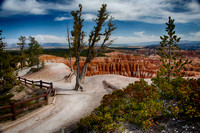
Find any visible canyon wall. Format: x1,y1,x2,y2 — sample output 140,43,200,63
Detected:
39,52,200,78
63,54,160,78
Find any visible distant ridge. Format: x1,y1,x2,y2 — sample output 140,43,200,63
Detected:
5,41,200,50
143,41,200,50
42,43,67,47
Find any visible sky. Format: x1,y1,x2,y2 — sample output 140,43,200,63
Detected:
0,0,200,46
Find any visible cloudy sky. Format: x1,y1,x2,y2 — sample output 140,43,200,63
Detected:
0,0,200,45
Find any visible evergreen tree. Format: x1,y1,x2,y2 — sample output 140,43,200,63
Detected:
0,30,6,79
17,36,26,70
67,24,73,72
0,30,17,95
158,17,191,82
71,4,116,90
0,30,5,52
27,36,43,69
71,4,85,90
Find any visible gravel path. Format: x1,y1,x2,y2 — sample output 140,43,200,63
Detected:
0,63,152,133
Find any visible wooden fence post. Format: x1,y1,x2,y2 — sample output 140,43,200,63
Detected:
25,78,27,85
10,102,16,121
45,91,48,105
50,82,54,95
50,82,53,90
40,80,43,88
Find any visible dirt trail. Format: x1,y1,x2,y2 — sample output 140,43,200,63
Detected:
0,63,151,133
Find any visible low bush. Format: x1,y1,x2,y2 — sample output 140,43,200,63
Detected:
75,78,200,132
16,86,24,93
76,79,167,132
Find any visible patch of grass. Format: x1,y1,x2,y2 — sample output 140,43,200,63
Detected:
16,86,24,93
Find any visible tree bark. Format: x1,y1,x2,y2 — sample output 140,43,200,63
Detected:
80,62,88,83
74,57,80,90
74,53,84,90
21,58,23,70
37,54,39,69
67,25,73,72
168,43,171,83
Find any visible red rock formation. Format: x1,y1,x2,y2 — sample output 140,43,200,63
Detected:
65,54,160,78
39,52,200,78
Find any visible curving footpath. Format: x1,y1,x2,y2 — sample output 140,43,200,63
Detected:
0,63,152,133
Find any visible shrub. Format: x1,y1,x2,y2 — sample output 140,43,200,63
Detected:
153,77,200,119
0,93,14,106
75,79,167,132
16,86,24,93
76,77,200,132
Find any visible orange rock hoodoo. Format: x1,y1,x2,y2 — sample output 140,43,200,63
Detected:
64,54,160,78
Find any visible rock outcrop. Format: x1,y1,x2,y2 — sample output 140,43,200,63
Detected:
64,53,160,78
39,51,200,78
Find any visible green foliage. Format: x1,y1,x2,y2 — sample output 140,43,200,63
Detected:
0,31,18,96
75,79,166,132
16,86,25,93
0,93,14,121
17,36,26,70
0,30,5,52
76,77,200,132
70,4,85,58
38,48,113,58
29,68,39,73
158,17,191,82
175,78,200,119
0,93,14,106
27,36,43,67
153,76,200,119
70,4,116,90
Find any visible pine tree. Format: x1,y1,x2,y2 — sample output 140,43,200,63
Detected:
27,36,43,69
17,36,26,70
158,17,191,83
71,4,85,90
67,24,73,72
70,4,116,90
0,30,17,94
79,4,116,84
0,30,5,52
0,30,6,79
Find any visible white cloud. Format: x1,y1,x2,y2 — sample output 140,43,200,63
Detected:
1,0,47,15
55,17,72,21
5,31,200,45
31,33,160,45
112,35,160,44
4,38,18,44
1,0,200,24
82,14,96,20
133,31,145,37
34,35,66,44
190,31,200,40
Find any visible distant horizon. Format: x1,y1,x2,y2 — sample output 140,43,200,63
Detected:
5,40,200,50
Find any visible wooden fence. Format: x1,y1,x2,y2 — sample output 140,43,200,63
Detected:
17,77,55,96
0,77,55,121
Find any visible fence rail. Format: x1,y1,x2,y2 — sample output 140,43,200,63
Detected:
0,77,55,121
17,77,55,95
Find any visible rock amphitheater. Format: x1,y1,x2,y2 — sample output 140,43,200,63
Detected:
40,52,162,78
39,51,200,78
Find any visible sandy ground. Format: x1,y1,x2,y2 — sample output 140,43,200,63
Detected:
0,63,152,133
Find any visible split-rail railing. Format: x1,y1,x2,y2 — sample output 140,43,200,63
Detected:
0,77,55,121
